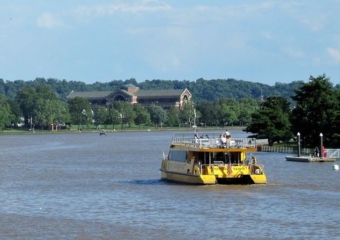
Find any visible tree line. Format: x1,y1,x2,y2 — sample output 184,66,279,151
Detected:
0,82,261,131
1,77,307,104
1,74,339,148
245,74,340,148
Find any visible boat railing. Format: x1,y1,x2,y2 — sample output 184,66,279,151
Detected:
171,132,257,149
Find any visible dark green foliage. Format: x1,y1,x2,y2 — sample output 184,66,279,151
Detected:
290,74,339,147
196,98,260,127
133,104,151,128
0,94,14,131
196,101,217,126
6,99,22,125
166,107,181,127
244,96,292,145
15,84,66,129
92,106,108,128
148,104,167,128
0,77,300,104
107,101,136,129
68,97,92,130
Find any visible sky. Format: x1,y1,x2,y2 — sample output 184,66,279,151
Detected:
0,0,340,86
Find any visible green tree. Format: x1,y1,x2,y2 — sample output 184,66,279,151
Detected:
197,101,218,126
148,104,167,128
16,86,37,126
7,99,23,127
29,91,69,130
290,74,339,147
108,101,136,130
92,106,108,129
53,102,70,130
34,99,57,130
0,95,14,131
107,107,121,130
216,99,239,126
133,104,151,129
68,97,92,130
166,107,181,127
16,84,65,129
179,102,196,127
35,85,64,129
245,96,292,146
238,98,260,126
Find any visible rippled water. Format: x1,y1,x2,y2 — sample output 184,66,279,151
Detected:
1,130,340,239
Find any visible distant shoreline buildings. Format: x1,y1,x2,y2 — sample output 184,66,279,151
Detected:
67,84,192,109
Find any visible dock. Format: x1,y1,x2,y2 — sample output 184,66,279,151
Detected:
285,156,336,162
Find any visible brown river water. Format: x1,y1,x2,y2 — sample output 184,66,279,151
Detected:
1,129,340,239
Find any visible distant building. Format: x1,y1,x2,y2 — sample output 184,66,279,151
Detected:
66,84,192,109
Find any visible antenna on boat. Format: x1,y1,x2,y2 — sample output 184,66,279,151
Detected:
193,108,197,133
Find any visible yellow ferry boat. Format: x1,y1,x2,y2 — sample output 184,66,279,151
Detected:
160,131,267,185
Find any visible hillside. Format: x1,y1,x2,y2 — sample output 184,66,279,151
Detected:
0,77,306,104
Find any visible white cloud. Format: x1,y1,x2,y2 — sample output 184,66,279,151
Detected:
262,31,275,40
37,12,63,28
300,17,325,32
284,47,304,58
125,27,146,35
279,1,326,32
240,2,275,12
74,1,172,17
327,48,340,63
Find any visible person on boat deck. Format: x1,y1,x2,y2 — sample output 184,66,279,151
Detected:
194,134,199,144
220,134,227,145
314,146,319,157
225,129,231,139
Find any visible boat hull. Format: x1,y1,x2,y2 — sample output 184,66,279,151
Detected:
160,169,216,184
160,162,267,185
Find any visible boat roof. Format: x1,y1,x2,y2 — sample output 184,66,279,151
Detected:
170,132,258,152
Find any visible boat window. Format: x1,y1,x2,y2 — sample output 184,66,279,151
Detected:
169,150,188,162
200,152,210,165
214,152,228,163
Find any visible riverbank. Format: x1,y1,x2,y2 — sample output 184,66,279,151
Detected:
0,125,247,135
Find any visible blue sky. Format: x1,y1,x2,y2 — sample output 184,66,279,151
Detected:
1,0,339,86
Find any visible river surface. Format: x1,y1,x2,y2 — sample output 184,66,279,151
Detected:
1,129,340,240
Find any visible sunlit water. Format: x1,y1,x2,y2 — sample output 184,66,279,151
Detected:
1,129,340,239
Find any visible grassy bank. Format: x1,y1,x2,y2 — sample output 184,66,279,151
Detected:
0,125,246,135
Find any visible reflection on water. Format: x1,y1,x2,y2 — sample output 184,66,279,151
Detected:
1,130,340,239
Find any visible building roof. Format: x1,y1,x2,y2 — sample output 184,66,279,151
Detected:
136,89,185,97
67,89,188,99
67,91,113,99
123,83,137,88
108,89,134,98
